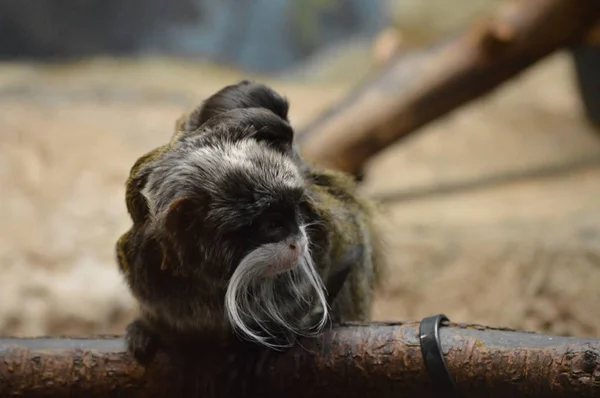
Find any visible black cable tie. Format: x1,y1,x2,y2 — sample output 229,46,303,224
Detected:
419,314,459,397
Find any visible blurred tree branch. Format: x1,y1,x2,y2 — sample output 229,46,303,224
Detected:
298,0,600,176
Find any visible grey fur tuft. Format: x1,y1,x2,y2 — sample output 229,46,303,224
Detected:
140,137,303,230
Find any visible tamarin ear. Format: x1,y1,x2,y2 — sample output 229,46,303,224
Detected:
163,198,197,236
183,80,290,133
160,196,208,272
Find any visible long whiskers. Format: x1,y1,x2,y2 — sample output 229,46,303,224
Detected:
224,226,329,349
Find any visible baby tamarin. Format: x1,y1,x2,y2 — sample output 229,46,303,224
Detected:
116,80,385,363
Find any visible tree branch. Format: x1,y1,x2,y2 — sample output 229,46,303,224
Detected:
1,322,599,397
297,0,600,175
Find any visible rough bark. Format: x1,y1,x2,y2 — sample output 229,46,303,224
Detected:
297,0,600,175
1,322,599,397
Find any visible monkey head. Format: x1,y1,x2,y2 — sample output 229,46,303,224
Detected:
140,129,329,348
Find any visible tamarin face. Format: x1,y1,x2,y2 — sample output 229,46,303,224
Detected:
140,134,329,347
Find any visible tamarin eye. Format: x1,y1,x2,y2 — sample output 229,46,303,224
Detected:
267,219,281,230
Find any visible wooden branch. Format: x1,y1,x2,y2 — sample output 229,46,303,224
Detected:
1,322,600,397
297,0,600,175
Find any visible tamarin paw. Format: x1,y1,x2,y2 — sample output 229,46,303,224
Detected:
126,319,160,365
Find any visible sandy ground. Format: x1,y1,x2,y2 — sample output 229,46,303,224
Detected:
0,45,599,339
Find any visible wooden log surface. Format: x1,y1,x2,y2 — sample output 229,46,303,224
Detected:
1,322,600,398
298,0,600,175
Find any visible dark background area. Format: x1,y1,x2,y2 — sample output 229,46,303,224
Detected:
0,0,385,72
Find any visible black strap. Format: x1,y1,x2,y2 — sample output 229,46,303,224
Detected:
419,314,459,397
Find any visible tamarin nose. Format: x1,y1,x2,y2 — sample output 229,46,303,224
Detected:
289,244,297,250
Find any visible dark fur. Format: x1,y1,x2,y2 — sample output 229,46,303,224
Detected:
183,80,290,133
116,81,383,364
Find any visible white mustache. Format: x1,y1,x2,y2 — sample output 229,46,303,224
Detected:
224,226,329,348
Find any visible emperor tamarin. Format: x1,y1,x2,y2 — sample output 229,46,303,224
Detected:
116,80,385,363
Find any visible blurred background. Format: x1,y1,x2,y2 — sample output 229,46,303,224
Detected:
1,0,599,338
